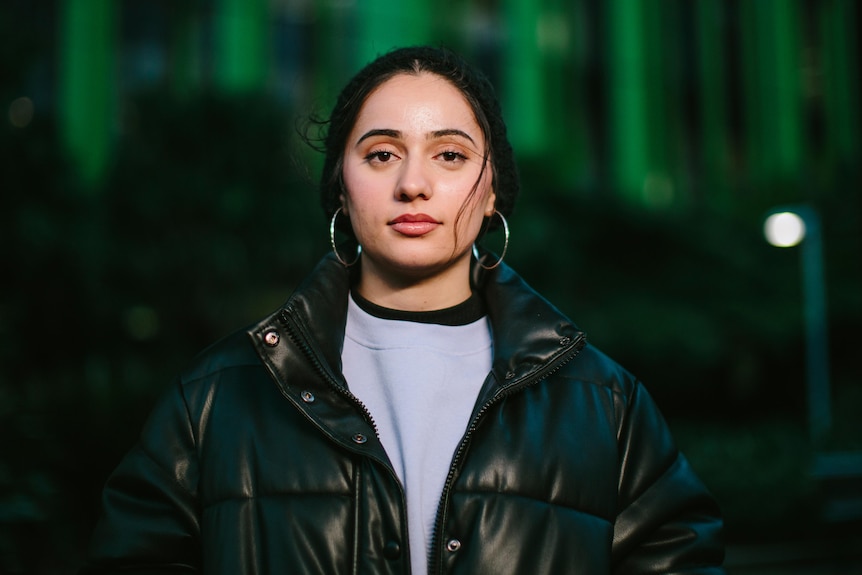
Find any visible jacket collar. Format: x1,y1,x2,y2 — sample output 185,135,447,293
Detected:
472,253,585,388
273,252,584,392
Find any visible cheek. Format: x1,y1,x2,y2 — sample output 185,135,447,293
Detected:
340,192,378,243
341,170,373,217
341,163,360,200
458,187,494,238
342,162,393,202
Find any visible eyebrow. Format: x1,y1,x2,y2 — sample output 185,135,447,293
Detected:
356,128,400,144
355,128,476,146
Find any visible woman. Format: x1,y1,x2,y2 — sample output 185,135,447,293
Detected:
82,46,725,574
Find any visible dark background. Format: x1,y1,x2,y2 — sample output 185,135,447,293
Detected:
2,1,861,572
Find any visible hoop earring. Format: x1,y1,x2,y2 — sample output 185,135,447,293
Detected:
330,207,361,267
474,211,509,270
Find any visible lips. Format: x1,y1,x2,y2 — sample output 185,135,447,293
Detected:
389,213,440,237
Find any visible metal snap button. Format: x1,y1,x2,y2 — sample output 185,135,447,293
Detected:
446,538,461,552
263,330,280,347
383,539,401,559
300,390,315,403
352,433,368,444
505,371,515,379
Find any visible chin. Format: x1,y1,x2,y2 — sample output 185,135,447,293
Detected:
394,252,469,277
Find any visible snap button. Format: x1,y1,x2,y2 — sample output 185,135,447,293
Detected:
505,371,515,380
446,538,461,552
559,336,572,346
352,433,368,444
300,390,315,403
383,539,401,559
263,330,280,347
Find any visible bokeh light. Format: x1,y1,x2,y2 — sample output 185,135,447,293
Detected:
764,211,806,247
8,96,34,128
123,305,160,341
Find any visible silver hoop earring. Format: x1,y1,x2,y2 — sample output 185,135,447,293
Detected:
330,207,361,267
474,211,509,270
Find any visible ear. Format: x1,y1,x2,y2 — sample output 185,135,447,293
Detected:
484,188,497,217
339,193,349,215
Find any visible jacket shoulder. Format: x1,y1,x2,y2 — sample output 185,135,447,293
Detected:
558,341,640,397
178,314,276,386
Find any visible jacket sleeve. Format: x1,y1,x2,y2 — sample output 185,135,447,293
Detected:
80,379,201,574
611,381,725,574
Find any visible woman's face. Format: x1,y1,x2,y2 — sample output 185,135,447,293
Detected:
341,72,495,286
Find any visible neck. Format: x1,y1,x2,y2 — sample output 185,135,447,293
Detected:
355,253,473,312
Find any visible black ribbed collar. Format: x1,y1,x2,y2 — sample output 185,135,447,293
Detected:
350,289,486,326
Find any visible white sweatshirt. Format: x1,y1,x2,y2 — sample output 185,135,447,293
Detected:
342,291,493,574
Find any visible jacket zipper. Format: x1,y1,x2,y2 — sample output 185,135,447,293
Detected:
278,308,380,437
428,331,587,573
279,307,413,570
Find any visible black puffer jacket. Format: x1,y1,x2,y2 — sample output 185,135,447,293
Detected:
82,253,725,574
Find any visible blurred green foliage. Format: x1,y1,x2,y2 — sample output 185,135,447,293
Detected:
1,90,327,572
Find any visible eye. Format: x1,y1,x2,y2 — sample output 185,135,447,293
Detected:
439,150,467,162
365,150,394,163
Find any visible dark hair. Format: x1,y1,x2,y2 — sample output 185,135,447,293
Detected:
312,46,519,236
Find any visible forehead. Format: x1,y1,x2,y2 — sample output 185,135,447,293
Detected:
352,72,481,136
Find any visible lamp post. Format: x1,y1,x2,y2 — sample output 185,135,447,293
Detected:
764,206,831,442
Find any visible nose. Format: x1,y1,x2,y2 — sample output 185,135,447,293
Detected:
395,157,431,202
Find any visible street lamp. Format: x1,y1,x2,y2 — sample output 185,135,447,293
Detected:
764,206,831,442
764,211,806,247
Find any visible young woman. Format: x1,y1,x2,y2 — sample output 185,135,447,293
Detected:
82,46,725,574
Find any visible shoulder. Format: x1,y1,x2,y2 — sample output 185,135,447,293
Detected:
174,306,286,398
141,310,286,433
179,328,263,384
555,340,640,399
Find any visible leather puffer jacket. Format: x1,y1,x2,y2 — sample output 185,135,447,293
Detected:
82,253,725,574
